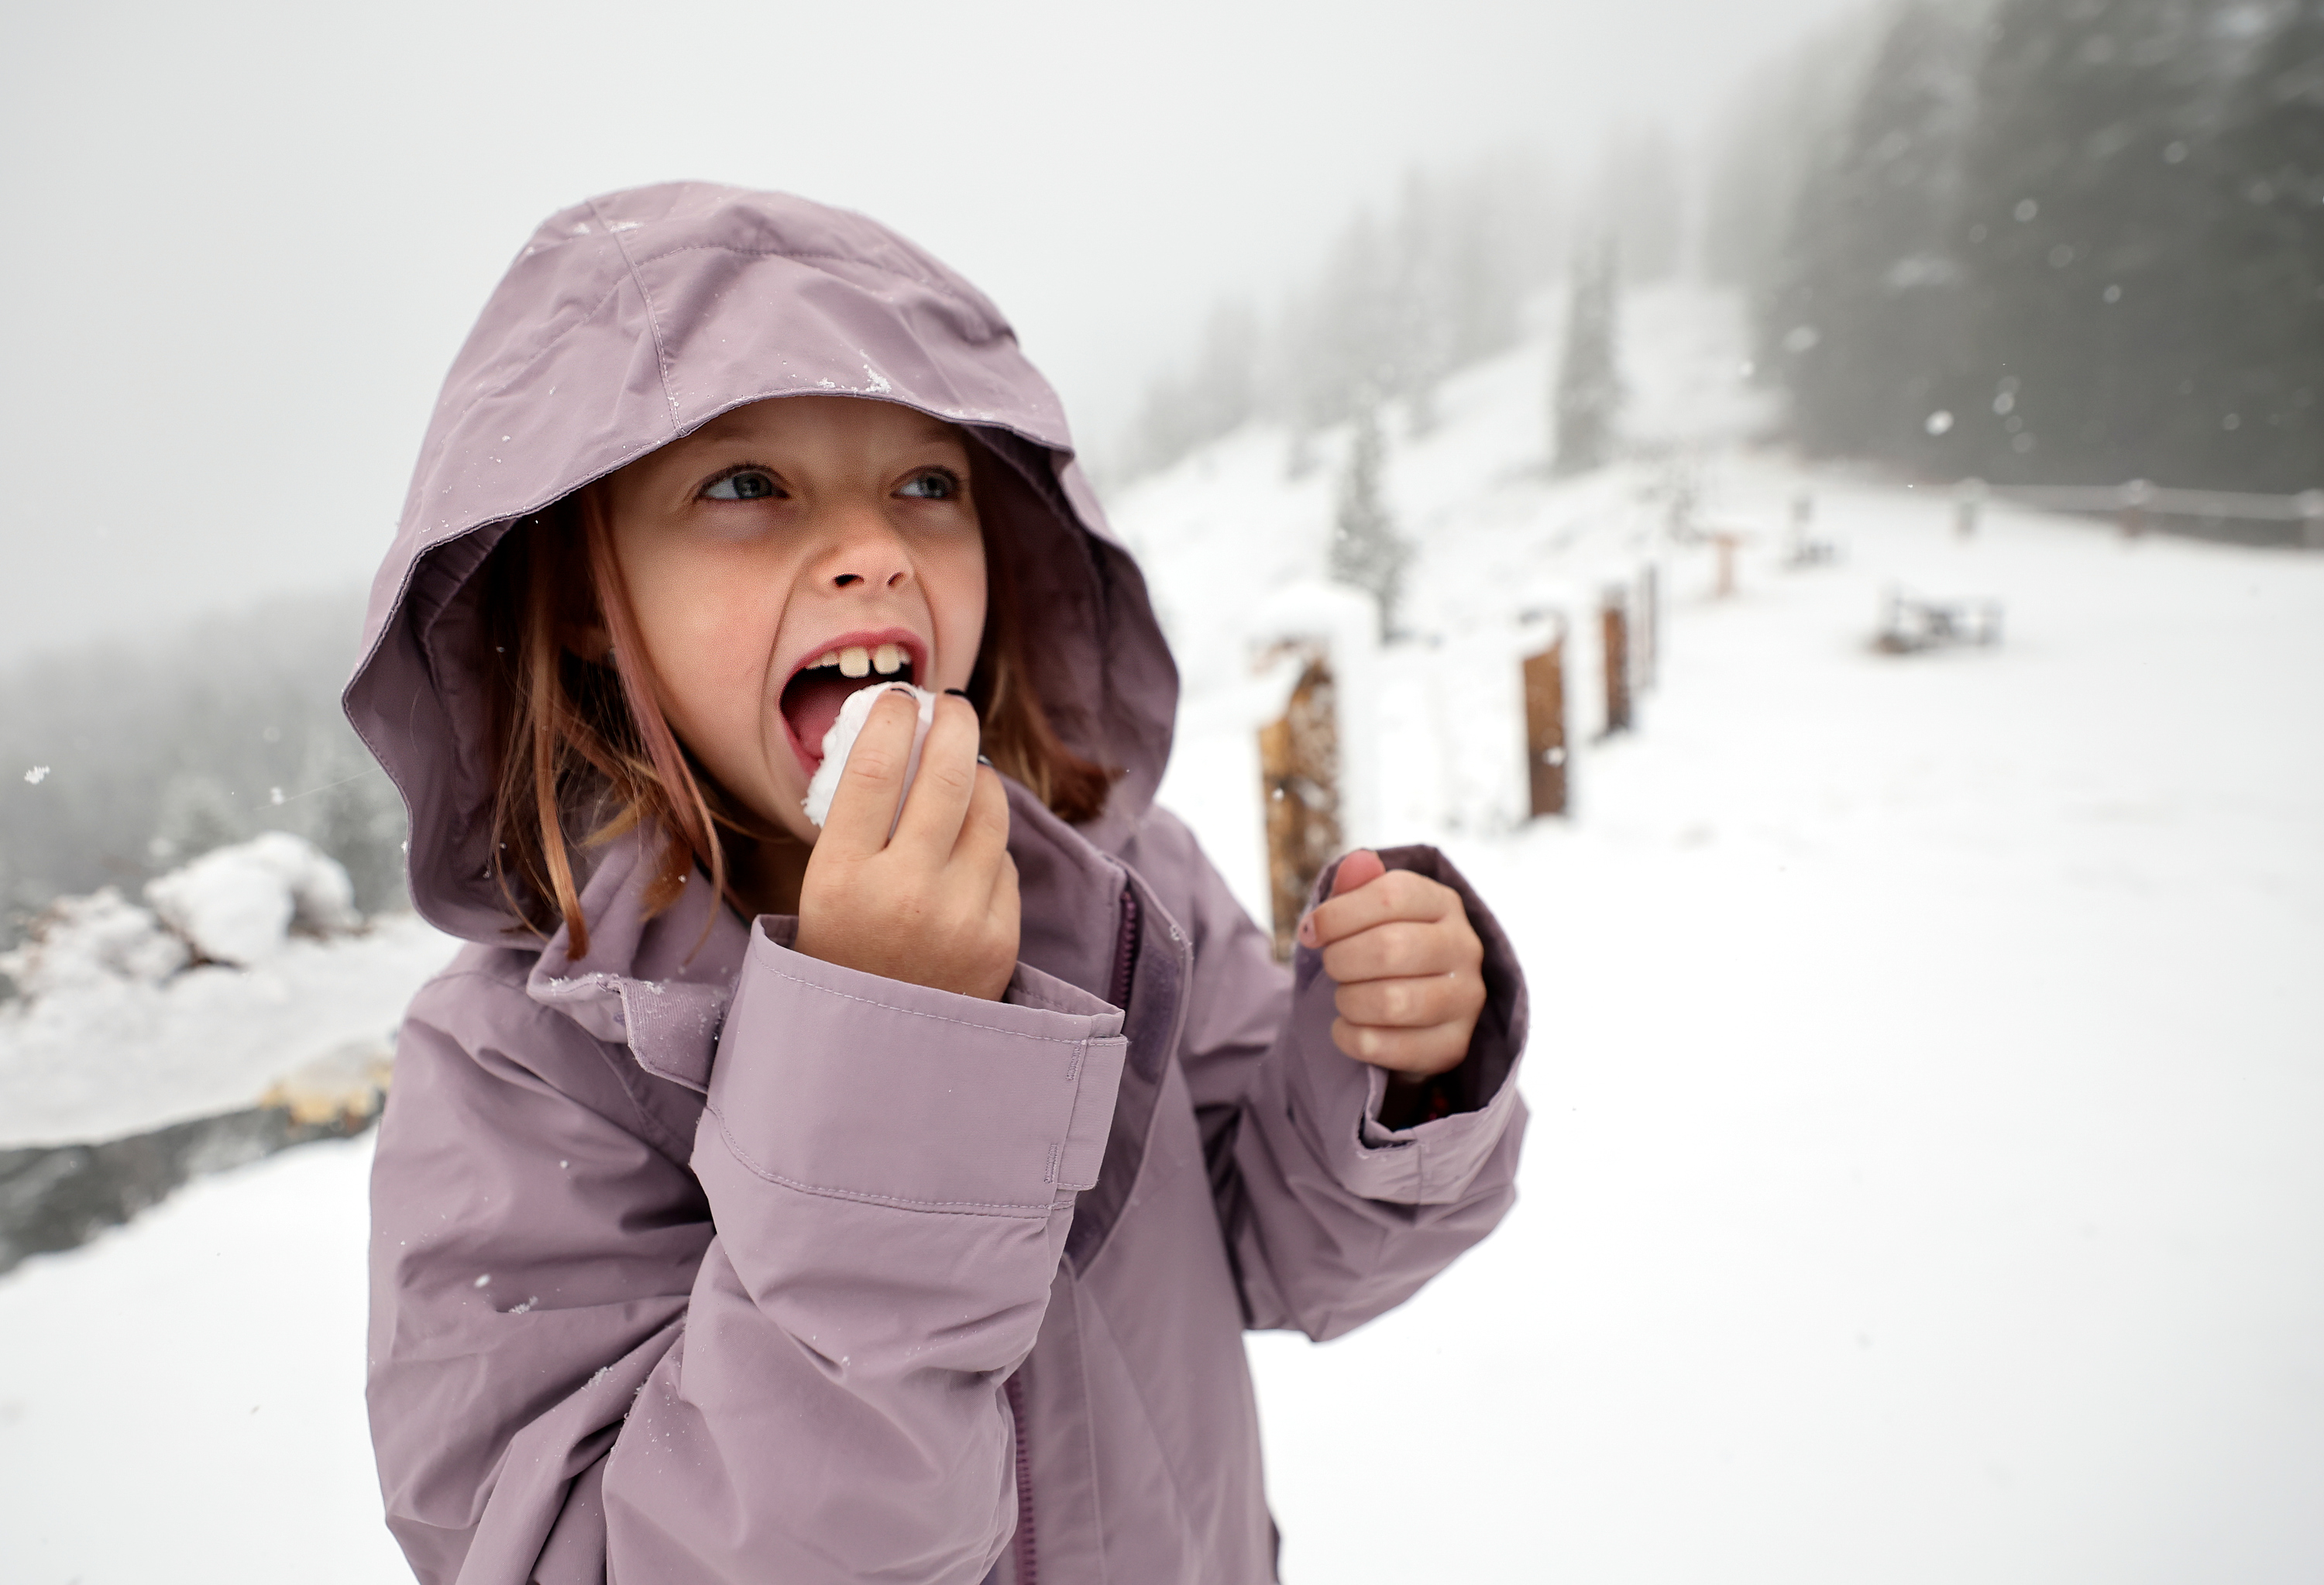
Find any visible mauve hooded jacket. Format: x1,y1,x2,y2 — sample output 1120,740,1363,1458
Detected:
349,184,1529,1585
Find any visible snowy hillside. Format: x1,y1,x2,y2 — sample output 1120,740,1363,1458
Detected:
3,284,2322,1583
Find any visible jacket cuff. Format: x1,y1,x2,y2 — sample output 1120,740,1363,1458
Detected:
1289,845,1530,1205
701,921,1128,1213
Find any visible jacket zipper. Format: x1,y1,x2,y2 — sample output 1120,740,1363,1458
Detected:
1004,887,1134,1584
1006,1371,1037,1585
1109,885,1140,1012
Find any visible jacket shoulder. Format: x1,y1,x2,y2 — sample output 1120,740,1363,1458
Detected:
397,940,705,1164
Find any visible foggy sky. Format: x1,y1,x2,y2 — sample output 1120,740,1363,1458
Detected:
0,0,1860,665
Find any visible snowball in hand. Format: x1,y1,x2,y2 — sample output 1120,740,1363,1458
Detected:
801,682,938,834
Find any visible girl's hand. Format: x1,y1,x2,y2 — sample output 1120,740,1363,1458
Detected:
795,691,1019,1001
1297,850,1485,1081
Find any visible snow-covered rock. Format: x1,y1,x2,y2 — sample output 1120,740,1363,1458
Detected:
0,888,189,996
0,836,456,1148
144,832,362,966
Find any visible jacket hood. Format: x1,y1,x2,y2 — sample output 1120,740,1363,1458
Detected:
346,183,1177,944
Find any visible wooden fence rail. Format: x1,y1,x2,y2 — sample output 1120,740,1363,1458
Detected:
1989,480,2324,545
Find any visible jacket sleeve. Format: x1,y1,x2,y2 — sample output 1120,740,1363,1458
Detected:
1151,820,1530,1342
366,928,1126,1585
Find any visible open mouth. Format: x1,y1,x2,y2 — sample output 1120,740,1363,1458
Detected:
779,634,923,773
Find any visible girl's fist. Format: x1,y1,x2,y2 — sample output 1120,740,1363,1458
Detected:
795,690,1019,1000
1297,850,1485,1079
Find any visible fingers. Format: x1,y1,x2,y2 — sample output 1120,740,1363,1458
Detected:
1332,968,1479,1030
1310,859,1489,1080
1299,865,1452,951
1329,1016,1472,1076
1319,916,1479,986
951,759,1012,872
813,689,920,855
986,845,1021,940
887,693,985,861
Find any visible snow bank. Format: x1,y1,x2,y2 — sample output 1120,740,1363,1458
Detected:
144,830,362,965
0,887,187,995
0,1134,416,1583
0,836,457,1148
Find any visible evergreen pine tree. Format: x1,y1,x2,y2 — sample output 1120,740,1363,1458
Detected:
1553,239,1621,473
1958,0,2230,483
2195,0,2324,490
1330,393,1410,638
1771,0,1979,466
1600,128,1686,282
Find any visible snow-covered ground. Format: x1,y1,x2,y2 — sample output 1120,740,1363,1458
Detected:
3,286,2321,1582
0,1135,414,1583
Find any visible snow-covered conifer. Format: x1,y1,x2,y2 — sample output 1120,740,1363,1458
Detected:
1329,394,1410,638
1553,239,1622,474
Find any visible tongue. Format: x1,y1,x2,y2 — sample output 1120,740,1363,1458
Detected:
782,672,875,762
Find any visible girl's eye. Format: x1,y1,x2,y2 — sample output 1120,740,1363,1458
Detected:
896,468,960,501
703,469,780,501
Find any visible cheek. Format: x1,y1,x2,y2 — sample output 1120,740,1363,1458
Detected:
624,548,787,745
930,538,988,692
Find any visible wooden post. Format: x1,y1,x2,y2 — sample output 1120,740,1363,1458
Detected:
1521,624,1569,817
2119,479,2153,540
1257,644,1342,960
1710,532,1740,598
1600,592,1632,737
1955,477,1985,538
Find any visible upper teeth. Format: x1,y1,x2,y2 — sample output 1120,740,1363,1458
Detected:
822,644,906,679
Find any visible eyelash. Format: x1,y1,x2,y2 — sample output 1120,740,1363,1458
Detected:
700,465,781,500
902,466,963,500
696,464,963,500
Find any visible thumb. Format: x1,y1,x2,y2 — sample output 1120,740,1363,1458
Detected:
1331,848,1386,897
1297,850,1386,949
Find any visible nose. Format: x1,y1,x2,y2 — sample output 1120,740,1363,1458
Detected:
819,503,913,593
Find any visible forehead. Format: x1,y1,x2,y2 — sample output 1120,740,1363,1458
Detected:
684,394,967,453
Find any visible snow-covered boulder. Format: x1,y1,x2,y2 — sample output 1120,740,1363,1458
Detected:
145,833,362,967
0,889,191,998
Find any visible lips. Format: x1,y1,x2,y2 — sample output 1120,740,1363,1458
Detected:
778,628,926,775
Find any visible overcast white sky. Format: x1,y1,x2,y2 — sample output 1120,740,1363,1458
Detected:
0,0,1860,665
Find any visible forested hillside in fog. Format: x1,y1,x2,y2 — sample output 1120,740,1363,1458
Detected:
0,596,407,956
1734,0,2322,491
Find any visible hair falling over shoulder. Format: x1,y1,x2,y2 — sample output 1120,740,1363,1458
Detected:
481,470,1113,959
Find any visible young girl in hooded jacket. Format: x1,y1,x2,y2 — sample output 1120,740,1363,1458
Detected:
353,184,1529,1585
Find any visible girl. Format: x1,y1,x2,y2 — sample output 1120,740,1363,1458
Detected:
352,183,1529,1584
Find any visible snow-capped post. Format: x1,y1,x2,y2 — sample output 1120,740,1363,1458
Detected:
1521,614,1570,817
1256,642,1339,960
1600,586,1633,737
1329,390,1411,639
2298,490,2324,550
2119,478,2154,540
1249,583,1382,958
1955,477,1986,538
